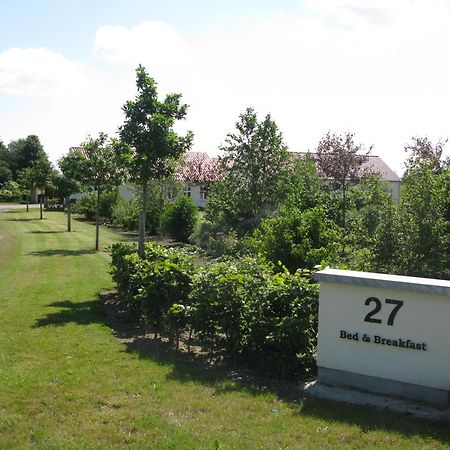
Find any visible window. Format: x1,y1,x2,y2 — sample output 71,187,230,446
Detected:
200,185,208,200
183,185,191,197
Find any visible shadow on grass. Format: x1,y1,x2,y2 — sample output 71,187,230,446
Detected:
34,300,102,328
34,295,450,444
28,248,96,257
27,230,66,234
5,217,40,222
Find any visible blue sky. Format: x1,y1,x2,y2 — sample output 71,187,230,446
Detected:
1,0,450,174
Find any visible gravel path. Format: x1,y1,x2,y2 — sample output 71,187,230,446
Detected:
0,203,39,212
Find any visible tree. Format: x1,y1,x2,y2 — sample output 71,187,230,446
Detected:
206,108,289,235
316,131,369,228
59,133,123,250
17,167,35,212
119,65,193,257
32,157,53,220
8,135,46,177
52,171,80,232
404,136,449,175
283,154,328,212
394,138,450,279
0,140,12,186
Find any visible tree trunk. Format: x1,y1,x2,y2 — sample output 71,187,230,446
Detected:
26,195,29,213
39,191,43,220
139,181,148,258
342,182,347,229
67,197,72,232
95,188,100,251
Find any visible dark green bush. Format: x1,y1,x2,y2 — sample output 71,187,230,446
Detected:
109,242,319,378
161,196,198,242
251,206,340,272
136,242,194,337
245,268,319,377
110,242,142,311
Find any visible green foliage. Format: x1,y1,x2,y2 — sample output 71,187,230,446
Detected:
7,135,47,177
132,243,194,337
246,268,319,377
111,197,140,231
369,139,450,279
397,165,449,278
73,190,119,221
119,65,193,255
161,195,198,242
0,161,12,185
59,133,124,193
284,155,328,212
189,259,265,357
189,219,244,258
251,206,340,273
0,180,22,202
206,107,289,235
341,174,393,269
315,131,369,228
110,243,319,377
110,242,142,311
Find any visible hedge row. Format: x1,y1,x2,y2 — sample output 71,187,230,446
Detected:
110,242,319,378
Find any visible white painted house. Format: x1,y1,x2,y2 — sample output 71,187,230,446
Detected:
69,148,401,207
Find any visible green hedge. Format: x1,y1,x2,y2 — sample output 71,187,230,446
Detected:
110,242,319,378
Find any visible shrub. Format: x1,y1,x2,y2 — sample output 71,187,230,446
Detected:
72,190,119,221
0,181,22,202
111,198,140,231
161,196,198,242
246,269,319,377
110,243,142,311
136,243,194,337
251,206,340,272
110,242,320,378
189,258,268,358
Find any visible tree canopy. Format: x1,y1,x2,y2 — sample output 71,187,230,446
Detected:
206,107,289,234
119,65,193,256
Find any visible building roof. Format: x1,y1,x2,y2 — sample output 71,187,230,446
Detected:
69,148,401,183
175,152,221,183
362,155,401,182
290,152,401,182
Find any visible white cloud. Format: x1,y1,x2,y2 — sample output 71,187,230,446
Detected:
0,47,93,96
1,1,450,173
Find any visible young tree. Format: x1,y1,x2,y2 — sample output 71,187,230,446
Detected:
17,167,35,212
395,137,450,279
206,108,289,234
316,131,369,228
52,171,80,232
60,133,123,250
32,157,53,220
119,65,193,257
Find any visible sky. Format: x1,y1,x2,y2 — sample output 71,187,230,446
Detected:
1,0,450,175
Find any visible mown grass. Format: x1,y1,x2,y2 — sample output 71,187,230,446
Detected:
0,209,449,449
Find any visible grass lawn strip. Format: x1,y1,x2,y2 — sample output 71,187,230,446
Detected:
0,210,449,449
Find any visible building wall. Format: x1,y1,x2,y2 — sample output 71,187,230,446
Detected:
389,181,401,205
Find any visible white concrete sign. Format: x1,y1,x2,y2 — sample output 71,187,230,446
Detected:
315,269,450,405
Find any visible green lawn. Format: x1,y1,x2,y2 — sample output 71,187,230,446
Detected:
0,209,449,449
